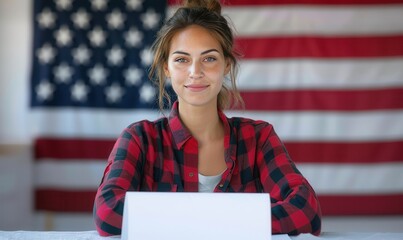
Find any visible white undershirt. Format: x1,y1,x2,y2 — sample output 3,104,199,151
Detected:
198,171,224,192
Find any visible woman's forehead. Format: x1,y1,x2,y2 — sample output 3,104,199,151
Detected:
169,25,223,54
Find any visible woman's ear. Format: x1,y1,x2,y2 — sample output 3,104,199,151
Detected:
163,62,170,77
224,58,231,75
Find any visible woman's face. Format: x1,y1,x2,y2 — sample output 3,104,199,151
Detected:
164,25,230,109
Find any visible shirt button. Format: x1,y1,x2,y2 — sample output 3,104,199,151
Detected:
189,172,194,177
218,184,224,188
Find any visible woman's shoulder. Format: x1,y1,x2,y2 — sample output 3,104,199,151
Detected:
226,116,282,143
227,116,274,131
125,116,169,134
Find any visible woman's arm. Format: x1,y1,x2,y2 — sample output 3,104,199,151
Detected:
93,128,143,236
256,123,322,235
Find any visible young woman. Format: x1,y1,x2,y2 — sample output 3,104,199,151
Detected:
94,0,322,236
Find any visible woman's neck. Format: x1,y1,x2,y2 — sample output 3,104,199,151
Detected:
178,102,224,144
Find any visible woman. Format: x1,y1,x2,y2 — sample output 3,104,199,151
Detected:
94,0,322,236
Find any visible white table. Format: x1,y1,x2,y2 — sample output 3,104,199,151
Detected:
1,231,403,240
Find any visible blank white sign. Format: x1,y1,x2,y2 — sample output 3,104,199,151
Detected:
122,192,271,240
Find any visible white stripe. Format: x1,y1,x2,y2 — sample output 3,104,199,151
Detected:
238,58,403,90
168,5,403,36
34,160,403,194
30,108,163,138
34,160,105,189
228,110,403,141
298,163,403,194
225,6,403,36
30,109,403,141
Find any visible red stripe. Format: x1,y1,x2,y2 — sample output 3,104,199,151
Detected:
35,189,403,215
241,88,403,111
34,138,114,160
236,36,403,59
35,138,403,164
319,194,403,215
168,0,403,5
285,141,403,164
35,189,96,213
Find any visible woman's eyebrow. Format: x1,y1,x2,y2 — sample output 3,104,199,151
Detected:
172,50,190,56
171,49,220,56
201,49,219,55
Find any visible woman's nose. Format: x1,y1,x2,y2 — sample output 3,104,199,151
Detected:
189,62,204,79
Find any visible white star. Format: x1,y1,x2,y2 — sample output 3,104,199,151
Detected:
105,83,124,103
55,0,73,11
71,80,90,102
126,0,143,11
72,8,91,29
140,47,153,66
106,9,126,29
54,62,74,83
88,64,108,85
124,66,143,86
37,8,56,29
124,27,143,47
72,44,92,64
106,45,125,66
139,84,156,103
88,26,107,47
36,43,56,64
91,0,108,11
36,80,55,101
141,9,160,29
54,25,73,46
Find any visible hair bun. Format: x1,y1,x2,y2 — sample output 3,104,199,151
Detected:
183,0,222,15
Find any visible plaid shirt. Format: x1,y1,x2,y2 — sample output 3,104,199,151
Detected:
94,101,322,236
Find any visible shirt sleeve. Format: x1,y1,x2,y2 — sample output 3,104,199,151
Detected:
93,127,144,236
256,123,322,236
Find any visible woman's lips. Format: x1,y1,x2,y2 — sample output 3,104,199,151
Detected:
185,84,209,92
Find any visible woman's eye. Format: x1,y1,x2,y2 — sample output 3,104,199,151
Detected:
204,57,216,62
175,58,187,63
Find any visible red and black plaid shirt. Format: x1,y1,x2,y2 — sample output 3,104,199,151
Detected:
94,101,321,236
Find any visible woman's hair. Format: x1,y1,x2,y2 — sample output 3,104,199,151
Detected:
149,0,244,111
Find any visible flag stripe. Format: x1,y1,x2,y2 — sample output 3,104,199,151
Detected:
298,163,403,194
241,88,403,111
35,138,403,164
286,141,403,163
236,36,403,59
224,6,403,36
238,59,403,90
30,109,162,139
35,189,96,213
318,194,403,215
31,110,403,141
35,161,104,189
230,110,403,141
34,138,113,160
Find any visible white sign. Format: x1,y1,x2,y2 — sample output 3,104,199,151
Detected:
121,192,271,240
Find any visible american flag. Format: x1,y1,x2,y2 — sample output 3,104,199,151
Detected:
31,0,403,216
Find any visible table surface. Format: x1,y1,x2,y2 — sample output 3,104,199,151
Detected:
1,230,403,240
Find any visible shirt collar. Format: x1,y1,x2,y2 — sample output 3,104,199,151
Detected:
168,101,230,150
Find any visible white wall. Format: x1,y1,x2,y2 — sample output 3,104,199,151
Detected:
0,0,31,145
0,0,34,231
